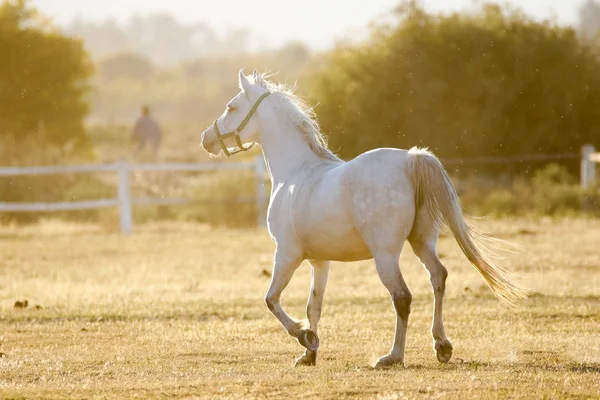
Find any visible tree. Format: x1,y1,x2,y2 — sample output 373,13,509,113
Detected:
310,2,600,173
0,0,93,152
98,52,154,82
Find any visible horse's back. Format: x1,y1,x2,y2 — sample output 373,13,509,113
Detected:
342,148,415,202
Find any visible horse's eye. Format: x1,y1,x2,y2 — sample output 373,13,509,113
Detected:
227,105,235,112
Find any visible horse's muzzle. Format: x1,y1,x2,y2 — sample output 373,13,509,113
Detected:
201,127,221,156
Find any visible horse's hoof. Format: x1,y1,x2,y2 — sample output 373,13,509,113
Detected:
435,339,453,364
294,350,316,367
373,353,404,369
298,329,319,351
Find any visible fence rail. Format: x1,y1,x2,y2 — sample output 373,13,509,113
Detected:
0,163,119,176
0,146,598,234
442,152,580,165
0,198,118,212
0,157,269,234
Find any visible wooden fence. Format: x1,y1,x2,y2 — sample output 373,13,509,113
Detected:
0,156,269,234
0,145,598,234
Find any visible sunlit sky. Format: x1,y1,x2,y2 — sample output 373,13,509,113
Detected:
33,0,581,49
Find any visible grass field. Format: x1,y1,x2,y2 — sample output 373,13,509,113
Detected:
0,217,599,399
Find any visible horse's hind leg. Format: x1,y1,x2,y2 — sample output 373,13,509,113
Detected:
372,249,413,368
409,215,453,363
295,260,330,367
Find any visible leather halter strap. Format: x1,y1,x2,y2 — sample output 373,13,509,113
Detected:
212,91,271,157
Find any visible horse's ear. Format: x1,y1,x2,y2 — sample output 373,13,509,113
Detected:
252,69,265,86
238,68,252,93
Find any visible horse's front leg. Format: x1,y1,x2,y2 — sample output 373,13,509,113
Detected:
295,260,330,367
264,253,319,355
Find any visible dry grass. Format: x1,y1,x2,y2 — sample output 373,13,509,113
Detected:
0,217,599,399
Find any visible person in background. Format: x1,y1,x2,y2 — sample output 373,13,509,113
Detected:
131,105,162,160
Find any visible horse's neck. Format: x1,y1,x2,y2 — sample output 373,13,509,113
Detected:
258,111,323,184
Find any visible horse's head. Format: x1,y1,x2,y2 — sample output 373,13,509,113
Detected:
201,69,270,157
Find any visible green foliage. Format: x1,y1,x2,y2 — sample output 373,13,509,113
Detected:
459,164,600,217
310,2,600,171
0,0,97,223
0,0,94,150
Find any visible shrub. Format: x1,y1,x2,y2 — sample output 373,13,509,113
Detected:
175,170,270,228
458,164,599,217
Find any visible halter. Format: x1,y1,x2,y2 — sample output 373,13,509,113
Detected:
212,91,271,157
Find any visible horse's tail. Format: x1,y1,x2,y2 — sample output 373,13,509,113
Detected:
406,147,528,306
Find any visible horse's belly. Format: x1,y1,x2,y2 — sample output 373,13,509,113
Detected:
302,227,372,262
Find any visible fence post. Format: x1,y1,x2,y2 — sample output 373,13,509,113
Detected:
581,144,596,190
254,156,268,228
117,159,133,235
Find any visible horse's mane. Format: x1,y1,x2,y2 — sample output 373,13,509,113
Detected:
250,73,342,164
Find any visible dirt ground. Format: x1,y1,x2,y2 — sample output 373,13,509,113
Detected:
0,218,599,399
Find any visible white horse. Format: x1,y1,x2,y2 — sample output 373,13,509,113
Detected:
201,70,527,368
